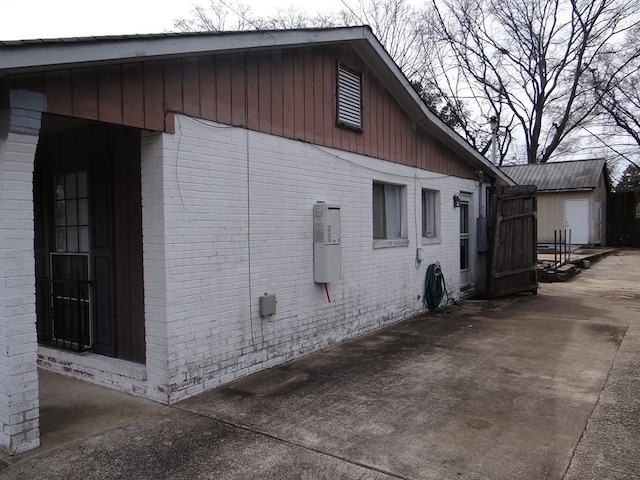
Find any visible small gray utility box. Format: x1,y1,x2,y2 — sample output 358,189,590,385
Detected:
313,203,341,283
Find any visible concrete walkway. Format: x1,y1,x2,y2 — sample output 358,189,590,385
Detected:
1,250,639,479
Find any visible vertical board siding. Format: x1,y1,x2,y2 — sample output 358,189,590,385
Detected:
121,63,145,128
98,65,123,123
230,53,246,127
246,52,261,131
72,68,99,120
163,59,183,115
182,57,201,118
271,51,284,138
43,70,73,116
313,53,325,145
258,52,272,135
215,55,232,124
281,50,295,139
143,61,165,131
199,55,216,119
303,48,315,143
9,45,474,179
293,49,306,141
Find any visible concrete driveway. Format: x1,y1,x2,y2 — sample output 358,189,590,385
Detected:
2,250,639,479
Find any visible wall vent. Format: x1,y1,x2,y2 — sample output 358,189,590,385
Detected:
337,64,363,130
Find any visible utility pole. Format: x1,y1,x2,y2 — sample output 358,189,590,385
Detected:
490,116,498,165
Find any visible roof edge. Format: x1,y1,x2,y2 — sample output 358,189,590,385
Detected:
1,26,514,185
0,27,369,71
349,30,514,185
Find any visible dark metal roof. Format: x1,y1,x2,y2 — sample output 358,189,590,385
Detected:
0,28,343,47
500,159,606,192
0,33,185,47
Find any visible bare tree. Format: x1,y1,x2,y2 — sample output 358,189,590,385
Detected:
174,0,258,32
174,0,344,31
173,0,463,144
338,0,428,79
174,0,436,79
592,24,640,150
430,0,640,164
174,0,640,167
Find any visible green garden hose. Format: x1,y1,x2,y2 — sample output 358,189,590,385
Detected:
423,262,460,314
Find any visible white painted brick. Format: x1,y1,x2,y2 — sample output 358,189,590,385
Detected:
137,115,483,403
23,114,485,412
1,126,41,455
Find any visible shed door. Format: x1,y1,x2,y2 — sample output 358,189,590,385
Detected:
564,199,589,245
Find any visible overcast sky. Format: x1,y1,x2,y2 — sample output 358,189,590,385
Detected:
1,0,346,41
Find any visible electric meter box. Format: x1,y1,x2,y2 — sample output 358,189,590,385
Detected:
313,203,341,283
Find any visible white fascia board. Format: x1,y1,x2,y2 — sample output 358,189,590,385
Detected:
0,27,369,71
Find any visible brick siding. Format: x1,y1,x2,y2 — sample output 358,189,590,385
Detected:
141,115,480,402
0,123,40,454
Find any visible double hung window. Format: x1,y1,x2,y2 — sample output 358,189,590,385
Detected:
373,182,405,240
422,189,439,239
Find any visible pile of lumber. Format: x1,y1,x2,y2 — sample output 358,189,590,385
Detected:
537,263,578,282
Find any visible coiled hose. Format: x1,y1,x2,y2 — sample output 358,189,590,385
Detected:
423,262,460,314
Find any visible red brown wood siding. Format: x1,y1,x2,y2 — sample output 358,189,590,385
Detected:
4,45,475,179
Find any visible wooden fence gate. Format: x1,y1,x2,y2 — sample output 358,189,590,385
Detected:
488,185,538,297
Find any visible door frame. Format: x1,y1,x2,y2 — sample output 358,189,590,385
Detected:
459,192,471,289
34,122,146,363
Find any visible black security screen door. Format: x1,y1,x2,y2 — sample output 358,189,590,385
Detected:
50,253,91,349
50,171,92,350
35,123,144,363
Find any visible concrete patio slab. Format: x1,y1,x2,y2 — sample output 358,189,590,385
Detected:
1,249,638,480
176,309,624,480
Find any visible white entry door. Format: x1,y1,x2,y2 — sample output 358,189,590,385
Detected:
564,199,589,245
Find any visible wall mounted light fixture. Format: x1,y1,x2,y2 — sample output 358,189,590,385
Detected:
453,193,461,208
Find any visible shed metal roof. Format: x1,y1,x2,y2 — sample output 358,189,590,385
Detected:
500,159,606,192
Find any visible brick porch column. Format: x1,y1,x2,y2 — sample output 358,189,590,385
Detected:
0,90,45,454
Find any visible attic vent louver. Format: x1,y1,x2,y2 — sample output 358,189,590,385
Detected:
337,64,363,130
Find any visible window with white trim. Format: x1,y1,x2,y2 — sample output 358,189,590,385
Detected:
337,63,363,130
373,182,405,240
422,189,440,239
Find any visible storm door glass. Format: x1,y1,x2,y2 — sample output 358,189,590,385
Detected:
51,171,91,349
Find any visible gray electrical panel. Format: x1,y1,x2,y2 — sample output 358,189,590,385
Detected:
313,203,341,283
259,293,277,317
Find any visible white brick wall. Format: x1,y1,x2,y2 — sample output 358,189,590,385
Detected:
140,132,172,403
144,115,481,402
0,118,40,454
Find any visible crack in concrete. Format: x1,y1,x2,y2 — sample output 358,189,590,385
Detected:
560,326,626,479
172,405,411,480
